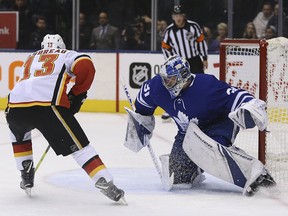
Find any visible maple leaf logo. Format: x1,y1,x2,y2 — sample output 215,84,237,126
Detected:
173,111,199,132
174,111,189,131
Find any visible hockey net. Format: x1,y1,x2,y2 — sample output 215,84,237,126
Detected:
220,37,288,187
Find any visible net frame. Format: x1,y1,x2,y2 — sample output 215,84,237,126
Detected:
219,39,267,164
219,38,288,186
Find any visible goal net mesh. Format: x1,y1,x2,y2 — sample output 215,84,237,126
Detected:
221,37,288,187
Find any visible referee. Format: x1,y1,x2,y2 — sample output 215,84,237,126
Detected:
160,5,208,122
161,6,208,74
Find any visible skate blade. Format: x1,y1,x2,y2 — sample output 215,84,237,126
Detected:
117,196,128,205
25,188,32,197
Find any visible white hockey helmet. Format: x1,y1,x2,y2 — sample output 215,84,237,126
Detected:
41,34,66,49
159,55,193,98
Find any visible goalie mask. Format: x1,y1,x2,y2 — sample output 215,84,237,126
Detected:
41,34,66,49
160,55,193,98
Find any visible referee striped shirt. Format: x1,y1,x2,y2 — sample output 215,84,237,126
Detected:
161,20,208,61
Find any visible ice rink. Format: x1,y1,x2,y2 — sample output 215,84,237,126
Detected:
0,110,287,216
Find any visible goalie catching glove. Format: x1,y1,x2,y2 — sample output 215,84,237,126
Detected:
68,90,87,114
228,98,268,131
124,107,155,152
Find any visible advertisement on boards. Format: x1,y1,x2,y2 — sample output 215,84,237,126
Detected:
0,12,18,49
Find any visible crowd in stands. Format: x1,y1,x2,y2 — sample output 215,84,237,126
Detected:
203,1,288,52
0,0,287,52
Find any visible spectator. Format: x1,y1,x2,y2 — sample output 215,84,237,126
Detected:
264,25,276,39
202,26,213,51
156,19,167,51
267,3,288,37
79,12,93,50
0,0,11,10
121,17,150,50
253,1,274,39
12,0,34,49
158,20,167,37
90,11,120,50
242,22,258,39
209,22,228,53
28,16,50,50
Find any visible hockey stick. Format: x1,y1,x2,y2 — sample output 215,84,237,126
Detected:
121,78,173,190
35,145,51,173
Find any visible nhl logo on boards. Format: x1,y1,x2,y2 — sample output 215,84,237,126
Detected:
129,62,151,88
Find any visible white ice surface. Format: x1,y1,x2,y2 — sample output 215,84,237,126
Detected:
0,111,287,216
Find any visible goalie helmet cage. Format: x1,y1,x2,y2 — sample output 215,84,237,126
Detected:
219,37,288,186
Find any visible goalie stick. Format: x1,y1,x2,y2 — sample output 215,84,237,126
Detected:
121,78,173,190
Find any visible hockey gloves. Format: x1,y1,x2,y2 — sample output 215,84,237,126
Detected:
68,91,87,114
124,107,155,152
228,98,268,131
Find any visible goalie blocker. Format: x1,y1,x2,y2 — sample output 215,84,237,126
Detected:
183,121,276,196
124,107,155,152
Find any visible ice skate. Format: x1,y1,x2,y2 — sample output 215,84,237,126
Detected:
244,173,276,196
161,113,172,123
20,160,35,197
95,177,127,205
191,167,206,187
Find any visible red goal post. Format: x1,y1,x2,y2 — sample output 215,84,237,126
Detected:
220,39,267,164
219,38,288,186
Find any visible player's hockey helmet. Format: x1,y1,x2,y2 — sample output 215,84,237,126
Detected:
160,55,193,98
41,34,66,49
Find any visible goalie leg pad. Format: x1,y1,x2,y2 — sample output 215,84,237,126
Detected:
183,121,267,192
124,107,155,152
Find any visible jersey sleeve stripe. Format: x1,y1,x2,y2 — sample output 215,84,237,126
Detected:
71,56,92,72
231,91,254,111
51,64,67,106
136,87,154,109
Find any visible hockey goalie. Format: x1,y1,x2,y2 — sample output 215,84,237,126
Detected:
124,55,276,196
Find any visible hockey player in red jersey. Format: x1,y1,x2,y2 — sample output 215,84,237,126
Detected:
5,34,126,203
